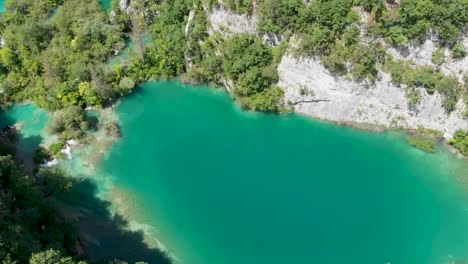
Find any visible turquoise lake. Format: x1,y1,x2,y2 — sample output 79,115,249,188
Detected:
102,81,468,264
2,81,468,264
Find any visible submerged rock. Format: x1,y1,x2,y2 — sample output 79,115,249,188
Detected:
104,122,122,138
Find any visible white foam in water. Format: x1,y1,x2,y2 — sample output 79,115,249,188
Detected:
61,144,72,160
127,220,182,262
43,159,59,167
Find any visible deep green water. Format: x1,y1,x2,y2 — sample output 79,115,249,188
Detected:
101,81,468,264
2,81,468,264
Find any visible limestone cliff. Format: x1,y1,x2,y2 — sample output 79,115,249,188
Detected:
206,7,467,138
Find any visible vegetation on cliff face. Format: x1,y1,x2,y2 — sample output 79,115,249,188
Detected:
449,129,468,156
202,0,467,116
0,0,465,114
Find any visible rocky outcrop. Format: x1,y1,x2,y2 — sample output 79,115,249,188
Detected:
185,10,196,38
387,36,468,82
206,8,467,137
119,0,132,14
208,8,257,35
278,55,467,138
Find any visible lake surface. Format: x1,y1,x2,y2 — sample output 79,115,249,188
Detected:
2,81,468,264
101,81,468,264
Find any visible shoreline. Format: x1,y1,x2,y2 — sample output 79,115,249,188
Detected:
183,81,466,159
294,109,467,159
4,81,466,262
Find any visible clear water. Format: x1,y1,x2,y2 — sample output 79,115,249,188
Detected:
3,82,468,264
0,104,53,167
0,0,5,13
101,81,468,264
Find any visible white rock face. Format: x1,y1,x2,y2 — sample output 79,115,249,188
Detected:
120,0,130,12
387,37,468,81
207,8,467,136
442,38,468,82
185,10,196,38
278,55,467,138
388,39,437,66
208,9,258,35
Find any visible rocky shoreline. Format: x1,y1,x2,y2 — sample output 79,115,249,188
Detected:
206,7,468,140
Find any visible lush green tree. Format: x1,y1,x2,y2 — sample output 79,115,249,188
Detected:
257,0,305,35
449,129,468,156
48,106,89,139
452,42,466,59
0,0,124,109
29,249,85,264
0,155,76,263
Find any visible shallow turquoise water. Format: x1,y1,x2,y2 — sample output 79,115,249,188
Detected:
0,0,5,13
99,0,112,11
0,104,52,164
99,81,468,264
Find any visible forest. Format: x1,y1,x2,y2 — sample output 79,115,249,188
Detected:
0,0,466,114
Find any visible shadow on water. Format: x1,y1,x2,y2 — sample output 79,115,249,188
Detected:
0,111,17,156
87,115,100,132
58,178,172,264
0,109,42,171
17,134,43,172
2,108,171,264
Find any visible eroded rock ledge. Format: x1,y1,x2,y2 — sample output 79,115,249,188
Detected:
278,55,467,138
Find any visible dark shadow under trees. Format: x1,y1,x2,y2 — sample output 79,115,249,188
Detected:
55,178,172,264
1,109,171,264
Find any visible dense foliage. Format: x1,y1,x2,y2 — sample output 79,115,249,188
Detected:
220,34,284,111
382,60,462,111
0,0,125,110
48,106,90,140
449,129,468,156
372,0,467,45
0,154,76,263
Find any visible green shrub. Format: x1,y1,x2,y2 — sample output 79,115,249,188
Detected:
48,106,89,139
48,141,66,156
408,136,436,153
405,87,422,109
431,47,445,65
452,42,466,59
449,129,468,156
